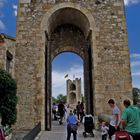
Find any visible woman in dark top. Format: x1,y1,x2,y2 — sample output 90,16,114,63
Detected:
80,102,84,123
58,102,65,124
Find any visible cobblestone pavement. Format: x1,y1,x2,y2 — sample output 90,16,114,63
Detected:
36,121,102,140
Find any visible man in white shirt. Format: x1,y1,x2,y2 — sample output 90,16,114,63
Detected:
108,99,120,139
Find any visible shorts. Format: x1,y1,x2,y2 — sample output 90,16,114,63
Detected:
108,124,119,139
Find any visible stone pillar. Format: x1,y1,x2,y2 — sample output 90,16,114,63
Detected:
88,47,94,115
84,46,91,114
45,32,51,130
84,39,93,115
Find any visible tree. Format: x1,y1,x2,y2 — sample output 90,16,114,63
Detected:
52,94,67,104
52,96,57,104
132,88,140,105
0,69,18,126
56,94,67,103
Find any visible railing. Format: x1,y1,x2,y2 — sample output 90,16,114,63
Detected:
23,122,41,140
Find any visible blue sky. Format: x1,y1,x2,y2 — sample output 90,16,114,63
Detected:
0,0,140,97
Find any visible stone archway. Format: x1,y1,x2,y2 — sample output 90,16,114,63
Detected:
70,84,76,91
15,0,132,131
43,6,95,130
69,92,76,104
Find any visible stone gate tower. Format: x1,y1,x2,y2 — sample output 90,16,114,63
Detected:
15,0,132,130
67,78,82,109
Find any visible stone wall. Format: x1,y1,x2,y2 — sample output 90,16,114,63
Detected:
15,0,132,130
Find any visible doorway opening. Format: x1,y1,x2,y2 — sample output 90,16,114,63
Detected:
51,52,84,118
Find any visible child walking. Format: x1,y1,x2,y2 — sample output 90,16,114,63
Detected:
101,122,109,140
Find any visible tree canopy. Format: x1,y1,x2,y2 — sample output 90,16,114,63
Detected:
52,94,67,104
132,88,140,105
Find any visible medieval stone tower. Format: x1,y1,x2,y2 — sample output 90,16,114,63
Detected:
15,0,132,130
67,78,82,109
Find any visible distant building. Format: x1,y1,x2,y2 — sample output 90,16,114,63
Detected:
0,33,15,76
67,78,82,109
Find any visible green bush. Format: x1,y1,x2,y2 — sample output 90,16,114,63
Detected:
0,69,17,126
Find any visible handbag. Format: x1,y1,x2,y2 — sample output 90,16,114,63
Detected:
69,124,78,132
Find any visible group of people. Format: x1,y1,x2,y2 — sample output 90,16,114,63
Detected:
52,102,67,124
52,101,84,140
52,98,140,140
52,101,85,124
101,99,140,140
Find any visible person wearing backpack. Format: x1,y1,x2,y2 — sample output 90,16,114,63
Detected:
121,99,140,140
67,110,79,140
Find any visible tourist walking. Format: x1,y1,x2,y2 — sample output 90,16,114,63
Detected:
80,102,84,123
121,99,140,140
64,104,68,121
58,102,65,124
52,103,57,120
108,99,120,139
76,101,81,120
67,110,78,140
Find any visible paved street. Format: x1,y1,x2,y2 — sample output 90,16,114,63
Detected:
36,121,101,140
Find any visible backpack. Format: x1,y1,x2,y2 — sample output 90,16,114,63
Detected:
115,131,131,140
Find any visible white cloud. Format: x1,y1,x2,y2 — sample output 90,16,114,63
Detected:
130,54,140,88
131,61,140,67
0,19,5,30
133,84,140,89
13,4,17,16
124,0,140,6
131,53,140,59
0,0,6,30
52,65,83,97
132,72,140,76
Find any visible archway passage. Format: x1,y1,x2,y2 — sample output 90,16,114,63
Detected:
52,52,84,112
45,7,93,130
69,92,76,104
70,84,76,91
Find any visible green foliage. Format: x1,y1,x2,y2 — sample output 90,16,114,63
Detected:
0,69,17,126
52,96,57,104
57,94,66,103
3,125,12,136
132,88,140,105
52,94,67,104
